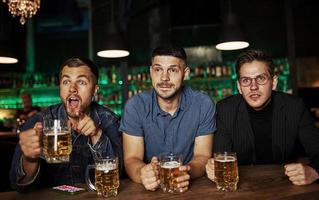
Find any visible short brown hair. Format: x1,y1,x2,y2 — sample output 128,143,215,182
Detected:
235,49,275,79
151,46,187,66
59,57,99,85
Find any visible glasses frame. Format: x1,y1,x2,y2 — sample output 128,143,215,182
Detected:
238,73,271,87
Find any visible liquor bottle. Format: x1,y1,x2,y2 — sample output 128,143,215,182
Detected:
210,64,216,77
215,65,222,77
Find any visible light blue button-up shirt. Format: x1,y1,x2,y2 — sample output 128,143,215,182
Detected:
120,86,216,164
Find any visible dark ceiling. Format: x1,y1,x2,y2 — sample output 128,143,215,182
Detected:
0,0,319,72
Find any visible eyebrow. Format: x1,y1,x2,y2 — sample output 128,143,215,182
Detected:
240,73,268,78
152,64,180,68
61,74,90,80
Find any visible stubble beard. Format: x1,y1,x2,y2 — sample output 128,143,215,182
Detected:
155,85,182,101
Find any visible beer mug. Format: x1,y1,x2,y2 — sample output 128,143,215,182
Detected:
85,157,119,197
42,118,72,163
214,152,239,191
159,154,182,193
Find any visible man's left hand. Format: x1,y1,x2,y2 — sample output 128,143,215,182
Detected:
176,165,191,193
284,163,319,185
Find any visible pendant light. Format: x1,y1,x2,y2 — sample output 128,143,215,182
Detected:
0,5,18,64
216,0,249,51
97,0,129,58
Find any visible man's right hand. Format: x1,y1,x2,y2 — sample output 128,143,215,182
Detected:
19,122,42,162
140,157,160,191
206,158,215,182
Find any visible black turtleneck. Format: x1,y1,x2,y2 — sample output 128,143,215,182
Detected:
247,100,274,164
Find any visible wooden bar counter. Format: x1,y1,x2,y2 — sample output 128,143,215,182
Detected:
1,165,319,200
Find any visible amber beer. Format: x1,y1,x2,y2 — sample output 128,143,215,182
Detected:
86,157,119,197
43,131,72,162
159,154,182,193
214,152,239,191
42,119,72,163
95,163,119,197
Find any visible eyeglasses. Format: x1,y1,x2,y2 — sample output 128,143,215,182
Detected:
238,73,270,87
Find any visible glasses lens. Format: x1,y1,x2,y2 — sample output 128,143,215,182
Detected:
256,74,269,85
240,77,251,86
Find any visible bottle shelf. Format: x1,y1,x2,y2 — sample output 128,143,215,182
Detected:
0,58,292,118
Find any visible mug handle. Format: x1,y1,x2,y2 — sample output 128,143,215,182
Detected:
85,165,96,191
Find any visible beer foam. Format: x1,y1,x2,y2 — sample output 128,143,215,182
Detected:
96,163,116,172
215,156,236,162
45,131,69,136
161,161,181,169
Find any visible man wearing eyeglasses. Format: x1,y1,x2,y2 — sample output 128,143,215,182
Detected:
206,49,319,185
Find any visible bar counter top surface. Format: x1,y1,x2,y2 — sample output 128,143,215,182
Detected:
0,131,16,137
1,165,319,200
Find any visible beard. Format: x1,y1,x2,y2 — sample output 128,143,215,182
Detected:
154,82,182,100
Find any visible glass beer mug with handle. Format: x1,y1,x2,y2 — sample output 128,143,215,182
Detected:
214,152,239,191
42,118,72,163
85,157,120,197
159,153,182,193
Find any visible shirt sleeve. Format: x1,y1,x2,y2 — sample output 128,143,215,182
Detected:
119,96,144,137
10,114,43,192
196,94,217,136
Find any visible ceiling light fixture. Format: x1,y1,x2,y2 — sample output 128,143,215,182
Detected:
0,9,18,64
3,0,40,25
0,43,18,64
97,0,129,58
216,0,249,51
0,56,18,64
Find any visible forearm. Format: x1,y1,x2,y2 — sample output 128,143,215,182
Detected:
19,155,40,184
188,155,210,179
125,158,146,183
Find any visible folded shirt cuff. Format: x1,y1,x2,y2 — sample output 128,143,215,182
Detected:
17,156,41,186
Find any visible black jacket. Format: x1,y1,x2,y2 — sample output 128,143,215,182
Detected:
214,91,319,172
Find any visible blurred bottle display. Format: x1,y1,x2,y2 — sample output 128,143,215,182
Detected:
187,62,235,102
273,58,292,94
0,58,291,118
127,66,152,98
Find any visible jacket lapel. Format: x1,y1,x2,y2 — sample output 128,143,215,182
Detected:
271,92,286,162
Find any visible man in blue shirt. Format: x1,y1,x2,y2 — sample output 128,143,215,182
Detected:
120,46,216,192
10,57,122,192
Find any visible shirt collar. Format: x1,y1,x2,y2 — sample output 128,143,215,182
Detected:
87,102,101,126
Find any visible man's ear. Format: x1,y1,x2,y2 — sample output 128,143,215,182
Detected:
94,85,99,96
237,81,243,94
272,75,278,90
183,67,190,81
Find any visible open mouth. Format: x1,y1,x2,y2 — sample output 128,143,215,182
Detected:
67,96,81,109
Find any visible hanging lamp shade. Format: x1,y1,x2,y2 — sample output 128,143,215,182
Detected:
0,12,18,64
216,13,249,51
0,41,18,64
97,21,129,58
0,56,18,64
